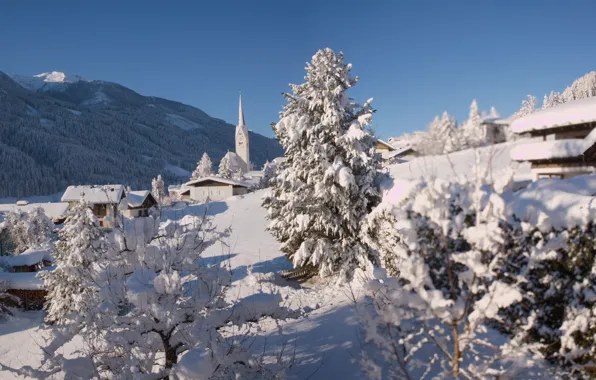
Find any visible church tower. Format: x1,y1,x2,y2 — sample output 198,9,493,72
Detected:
235,92,250,172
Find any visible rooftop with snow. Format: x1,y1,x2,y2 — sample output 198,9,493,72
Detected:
511,96,596,134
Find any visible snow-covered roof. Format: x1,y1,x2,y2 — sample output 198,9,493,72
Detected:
386,144,416,159
126,191,152,208
0,248,52,268
511,97,596,134
185,176,250,188
510,139,588,161
376,139,396,150
481,116,510,126
0,272,45,290
0,202,69,221
245,170,264,178
511,127,596,162
61,185,124,204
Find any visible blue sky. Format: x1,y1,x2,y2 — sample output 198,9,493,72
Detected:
2,1,596,140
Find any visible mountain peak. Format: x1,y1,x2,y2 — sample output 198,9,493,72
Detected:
9,71,86,91
33,71,85,83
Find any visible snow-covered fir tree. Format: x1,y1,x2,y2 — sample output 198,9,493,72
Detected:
191,152,213,180
489,106,499,118
151,174,166,206
461,99,485,148
259,160,280,188
218,153,232,179
513,94,537,118
3,207,54,254
264,48,380,278
42,198,104,324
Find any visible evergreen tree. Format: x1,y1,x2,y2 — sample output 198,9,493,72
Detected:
191,152,213,180
514,94,537,118
42,198,104,324
151,174,165,205
462,99,485,148
489,106,500,118
264,48,380,278
218,153,232,179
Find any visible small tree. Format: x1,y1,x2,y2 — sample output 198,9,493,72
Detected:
218,153,232,179
3,207,53,254
41,197,104,324
264,48,380,278
259,161,279,188
151,174,166,206
26,213,297,379
191,152,213,180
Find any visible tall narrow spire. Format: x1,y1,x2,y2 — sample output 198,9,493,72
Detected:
238,91,245,126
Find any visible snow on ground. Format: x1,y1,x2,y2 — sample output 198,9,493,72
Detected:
164,162,191,177
0,191,365,379
165,113,201,131
389,140,533,183
0,193,64,206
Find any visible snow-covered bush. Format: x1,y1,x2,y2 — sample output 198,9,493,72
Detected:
358,162,542,378
191,152,214,180
264,48,381,279
495,223,596,376
29,206,296,379
3,207,54,254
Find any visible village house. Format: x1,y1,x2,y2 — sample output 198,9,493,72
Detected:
184,176,250,202
61,185,125,228
123,191,157,218
374,139,397,160
510,97,596,181
480,116,509,145
0,248,52,310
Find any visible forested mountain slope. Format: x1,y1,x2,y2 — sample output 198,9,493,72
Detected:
0,72,283,197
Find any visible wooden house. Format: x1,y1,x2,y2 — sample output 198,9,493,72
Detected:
184,176,250,202
0,249,52,310
123,191,158,217
61,185,125,228
510,97,596,181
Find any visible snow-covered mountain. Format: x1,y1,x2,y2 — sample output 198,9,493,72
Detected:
0,71,283,197
9,71,85,91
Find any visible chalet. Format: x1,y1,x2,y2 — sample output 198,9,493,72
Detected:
61,185,125,228
123,191,158,217
184,176,250,202
0,248,52,310
510,97,596,181
375,139,397,160
480,116,509,145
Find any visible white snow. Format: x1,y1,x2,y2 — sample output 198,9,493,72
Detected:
165,113,201,131
389,141,533,183
511,96,596,134
9,71,85,91
0,272,45,290
61,185,124,204
164,163,191,177
510,139,588,161
0,248,51,268
81,90,110,105
0,202,69,222
185,176,250,188
64,108,82,116
125,191,150,208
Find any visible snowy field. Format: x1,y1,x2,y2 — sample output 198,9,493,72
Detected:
2,144,596,378
0,190,367,379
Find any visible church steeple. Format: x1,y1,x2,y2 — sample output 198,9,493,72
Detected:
238,91,245,127
235,91,250,172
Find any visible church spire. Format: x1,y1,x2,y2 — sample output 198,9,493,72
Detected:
238,91,245,127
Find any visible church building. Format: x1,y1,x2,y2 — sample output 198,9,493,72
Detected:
235,93,250,172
